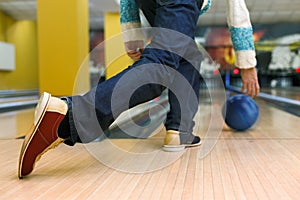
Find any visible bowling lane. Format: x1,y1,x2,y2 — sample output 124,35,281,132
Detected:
1,89,299,141
0,108,34,139
223,97,299,139
258,87,300,116
0,89,299,200
227,85,300,116
192,93,300,142
261,87,300,101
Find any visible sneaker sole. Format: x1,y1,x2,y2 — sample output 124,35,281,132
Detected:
162,140,202,152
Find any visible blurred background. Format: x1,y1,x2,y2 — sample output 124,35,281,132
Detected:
0,0,299,115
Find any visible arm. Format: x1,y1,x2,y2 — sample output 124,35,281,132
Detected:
226,0,260,97
120,0,145,60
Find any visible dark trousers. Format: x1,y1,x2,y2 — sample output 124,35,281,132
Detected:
60,0,204,145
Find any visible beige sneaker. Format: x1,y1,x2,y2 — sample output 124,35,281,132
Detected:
163,130,201,152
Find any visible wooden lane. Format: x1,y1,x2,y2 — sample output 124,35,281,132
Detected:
0,97,299,199
0,108,34,139
261,87,300,101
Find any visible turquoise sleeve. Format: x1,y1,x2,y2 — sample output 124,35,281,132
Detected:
229,26,255,51
120,0,141,23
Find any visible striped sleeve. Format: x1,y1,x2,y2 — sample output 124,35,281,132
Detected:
120,0,144,42
226,0,257,69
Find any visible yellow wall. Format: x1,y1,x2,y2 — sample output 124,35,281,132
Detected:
0,12,5,41
37,0,90,96
0,12,38,90
0,9,130,92
104,13,133,79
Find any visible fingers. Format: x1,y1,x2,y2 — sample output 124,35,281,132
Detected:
127,48,144,61
240,68,260,98
248,84,255,98
124,40,144,60
255,81,260,96
241,81,260,98
241,83,253,97
127,49,143,61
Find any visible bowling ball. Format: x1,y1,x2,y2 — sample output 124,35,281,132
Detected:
222,94,259,131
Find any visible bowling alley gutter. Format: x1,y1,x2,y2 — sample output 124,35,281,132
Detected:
227,85,300,116
0,89,39,113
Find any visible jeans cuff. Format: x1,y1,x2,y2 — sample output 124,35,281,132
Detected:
61,96,78,146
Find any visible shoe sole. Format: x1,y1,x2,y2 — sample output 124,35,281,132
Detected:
162,140,202,152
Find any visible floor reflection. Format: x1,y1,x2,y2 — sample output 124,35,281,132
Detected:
0,108,34,139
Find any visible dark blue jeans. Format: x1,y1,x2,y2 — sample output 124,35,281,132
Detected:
59,0,203,145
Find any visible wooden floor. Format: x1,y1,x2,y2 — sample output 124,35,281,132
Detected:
261,87,300,101
0,98,299,200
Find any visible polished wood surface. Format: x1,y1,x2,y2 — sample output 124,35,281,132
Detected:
0,108,34,139
0,98,299,199
261,87,300,101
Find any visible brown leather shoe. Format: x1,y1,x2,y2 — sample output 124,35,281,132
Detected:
18,92,68,178
163,130,201,152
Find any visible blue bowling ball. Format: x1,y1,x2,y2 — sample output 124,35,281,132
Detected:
222,94,259,131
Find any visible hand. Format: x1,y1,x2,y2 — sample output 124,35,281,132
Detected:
124,40,144,61
240,68,260,98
